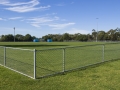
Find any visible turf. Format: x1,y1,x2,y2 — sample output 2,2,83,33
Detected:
0,60,120,90
0,42,105,49
0,42,120,90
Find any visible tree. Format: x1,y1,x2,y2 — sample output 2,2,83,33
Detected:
98,31,105,40
87,34,93,41
107,29,117,41
63,33,70,41
0,34,14,41
15,34,24,41
92,29,97,40
24,34,32,41
116,28,120,41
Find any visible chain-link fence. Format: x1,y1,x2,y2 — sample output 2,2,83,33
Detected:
0,43,120,79
104,44,120,61
36,49,64,78
0,46,4,65
36,43,120,78
0,46,35,79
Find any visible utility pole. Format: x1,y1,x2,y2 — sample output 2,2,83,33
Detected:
14,27,15,42
96,18,99,42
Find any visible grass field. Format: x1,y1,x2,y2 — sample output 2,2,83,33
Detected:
0,59,120,90
0,42,106,49
0,42,120,90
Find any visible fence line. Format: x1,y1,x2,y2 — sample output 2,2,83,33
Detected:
0,43,120,79
0,46,35,79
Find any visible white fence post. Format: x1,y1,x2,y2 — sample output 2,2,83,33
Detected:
4,47,6,66
63,48,65,72
102,45,105,62
34,49,36,79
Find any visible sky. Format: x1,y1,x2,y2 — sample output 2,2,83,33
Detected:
0,0,120,38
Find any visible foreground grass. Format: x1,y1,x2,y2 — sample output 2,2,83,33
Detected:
0,60,120,90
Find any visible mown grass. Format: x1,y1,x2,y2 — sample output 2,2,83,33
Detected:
0,60,120,90
35,43,120,78
0,42,120,90
0,42,106,50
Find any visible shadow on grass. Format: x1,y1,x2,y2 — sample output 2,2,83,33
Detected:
36,59,120,79
0,44,68,47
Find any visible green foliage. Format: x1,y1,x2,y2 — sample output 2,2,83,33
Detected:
0,34,36,42
42,28,120,42
0,34,14,41
63,33,70,41
23,34,33,41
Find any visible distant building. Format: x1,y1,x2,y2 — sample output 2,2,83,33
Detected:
33,38,39,42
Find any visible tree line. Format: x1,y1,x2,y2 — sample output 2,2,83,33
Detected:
0,34,36,42
42,28,120,42
1,28,120,42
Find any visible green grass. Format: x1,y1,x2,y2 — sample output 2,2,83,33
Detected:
0,60,120,90
0,42,120,90
35,43,120,78
0,42,106,49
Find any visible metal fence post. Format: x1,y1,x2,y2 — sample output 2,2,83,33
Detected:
102,45,105,62
63,48,65,73
34,49,36,79
4,47,6,66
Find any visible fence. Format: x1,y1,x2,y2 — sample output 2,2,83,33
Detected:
0,43,120,79
0,46,35,79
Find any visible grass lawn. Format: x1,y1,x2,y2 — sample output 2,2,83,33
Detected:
0,42,106,49
0,60,120,90
0,42,120,90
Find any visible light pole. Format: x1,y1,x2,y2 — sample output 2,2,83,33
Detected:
14,27,15,42
116,27,120,41
96,18,99,42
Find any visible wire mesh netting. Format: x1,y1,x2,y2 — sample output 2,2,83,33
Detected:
36,49,63,77
0,46,4,65
35,44,120,78
65,45,103,71
104,43,120,61
5,47,34,78
0,43,120,79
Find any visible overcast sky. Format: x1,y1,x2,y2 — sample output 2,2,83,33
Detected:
0,0,120,37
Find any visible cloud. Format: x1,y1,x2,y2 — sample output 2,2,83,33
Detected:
28,16,60,27
0,0,39,6
0,18,3,20
5,5,51,13
31,23,41,27
1,15,74,30
9,17,23,20
0,0,51,13
0,0,9,5
27,16,75,29
49,23,75,29
0,17,6,21
29,17,57,23
67,28,90,34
